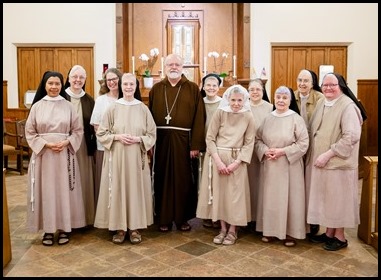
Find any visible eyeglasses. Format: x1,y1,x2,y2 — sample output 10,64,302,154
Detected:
105,77,119,83
70,75,86,80
321,84,338,89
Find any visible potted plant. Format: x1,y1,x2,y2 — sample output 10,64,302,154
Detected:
208,51,229,86
138,48,159,88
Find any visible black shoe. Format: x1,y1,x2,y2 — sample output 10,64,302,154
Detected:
310,224,320,235
323,237,348,251
309,233,334,244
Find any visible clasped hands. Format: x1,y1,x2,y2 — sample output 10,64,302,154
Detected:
117,134,141,145
45,139,70,153
214,156,240,175
265,147,284,160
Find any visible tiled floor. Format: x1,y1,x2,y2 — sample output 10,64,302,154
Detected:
3,170,378,277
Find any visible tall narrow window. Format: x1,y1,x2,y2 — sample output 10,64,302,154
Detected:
167,19,200,84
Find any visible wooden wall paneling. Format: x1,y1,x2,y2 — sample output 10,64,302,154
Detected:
290,48,309,89
76,48,94,96
119,3,247,87
327,47,347,78
310,47,326,77
17,48,39,108
55,48,73,78
271,46,347,99
271,47,289,99
357,79,378,156
17,46,95,107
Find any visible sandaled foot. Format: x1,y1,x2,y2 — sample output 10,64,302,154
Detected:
42,233,54,246
129,230,142,244
159,224,170,232
261,236,276,243
57,232,70,245
179,222,191,231
222,232,237,245
284,238,296,247
213,231,227,245
112,230,126,244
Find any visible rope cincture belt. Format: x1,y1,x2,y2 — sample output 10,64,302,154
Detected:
207,146,242,204
157,126,191,131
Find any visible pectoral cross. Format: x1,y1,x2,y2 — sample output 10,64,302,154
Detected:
165,114,172,124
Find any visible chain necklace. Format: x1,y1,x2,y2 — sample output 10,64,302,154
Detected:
164,85,182,124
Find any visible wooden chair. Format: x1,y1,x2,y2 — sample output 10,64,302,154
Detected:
3,119,29,175
15,119,31,161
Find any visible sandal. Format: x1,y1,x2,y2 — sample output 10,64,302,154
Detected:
159,225,170,232
42,233,54,246
222,231,237,245
261,236,276,243
129,230,142,244
57,232,70,245
112,230,126,244
213,231,227,245
179,222,191,232
284,239,296,247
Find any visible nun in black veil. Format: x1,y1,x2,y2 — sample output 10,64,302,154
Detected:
294,69,324,125
306,72,366,251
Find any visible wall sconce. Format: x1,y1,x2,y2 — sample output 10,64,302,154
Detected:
24,90,36,109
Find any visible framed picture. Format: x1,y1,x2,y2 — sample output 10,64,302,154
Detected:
319,65,334,85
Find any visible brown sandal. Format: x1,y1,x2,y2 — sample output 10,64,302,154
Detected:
284,238,296,247
222,232,237,245
261,236,276,243
112,230,126,244
179,222,191,231
129,230,142,244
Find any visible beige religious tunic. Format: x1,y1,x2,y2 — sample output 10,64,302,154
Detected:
255,110,309,240
25,96,86,233
305,94,362,228
196,109,255,226
94,99,156,231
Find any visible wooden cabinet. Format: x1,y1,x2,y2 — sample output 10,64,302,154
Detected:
271,46,347,98
17,47,94,108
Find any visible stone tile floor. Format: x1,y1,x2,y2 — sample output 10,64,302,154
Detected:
3,171,378,277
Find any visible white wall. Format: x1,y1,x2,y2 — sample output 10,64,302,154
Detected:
3,3,116,108
251,3,378,96
3,3,378,108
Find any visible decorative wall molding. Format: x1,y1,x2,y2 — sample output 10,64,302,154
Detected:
166,10,201,19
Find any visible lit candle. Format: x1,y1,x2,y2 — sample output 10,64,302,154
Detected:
161,57,164,78
132,56,135,74
203,56,207,75
233,55,237,78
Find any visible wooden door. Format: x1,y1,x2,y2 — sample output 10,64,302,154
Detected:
17,47,94,108
271,46,347,98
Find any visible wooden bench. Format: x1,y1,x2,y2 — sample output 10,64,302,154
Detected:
358,156,378,250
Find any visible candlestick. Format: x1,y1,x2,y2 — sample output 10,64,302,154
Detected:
161,57,164,78
132,56,135,74
203,56,207,76
233,55,237,78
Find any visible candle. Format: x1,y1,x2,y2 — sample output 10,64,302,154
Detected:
161,57,164,78
132,56,135,74
203,56,207,75
233,55,237,78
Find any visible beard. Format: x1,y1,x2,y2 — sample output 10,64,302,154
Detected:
167,71,181,80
